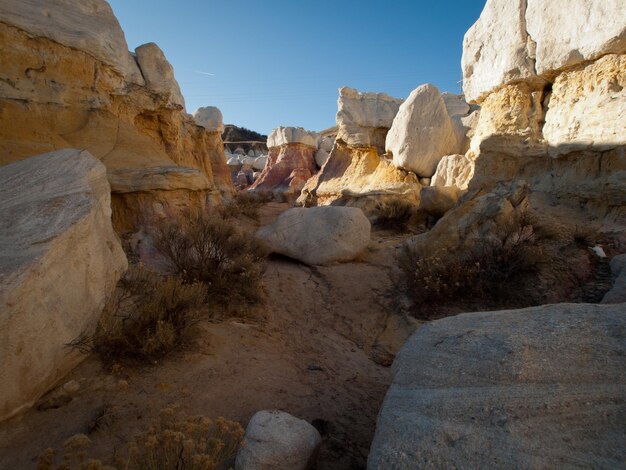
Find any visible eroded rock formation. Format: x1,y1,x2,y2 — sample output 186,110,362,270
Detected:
414,0,626,255
0,0,232,232
299,88,421,211
248,127,319,199
0,149,127,421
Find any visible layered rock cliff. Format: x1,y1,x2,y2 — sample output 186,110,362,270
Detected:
0,0,233,232
444,0,626,226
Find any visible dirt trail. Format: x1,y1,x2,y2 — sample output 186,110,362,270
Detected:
0,203,420,470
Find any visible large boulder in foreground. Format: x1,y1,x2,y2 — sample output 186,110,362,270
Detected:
0,149,127,422
236,410,321,470
368,303,626,469
386,84,459,177
255,206,370,265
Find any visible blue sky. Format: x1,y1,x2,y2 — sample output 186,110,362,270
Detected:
109,0,486,135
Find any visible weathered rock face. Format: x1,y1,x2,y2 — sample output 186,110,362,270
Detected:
542,54,626,154
407,181,527,256
431,154,475,189
298,140,421,209
135,42,185,108
248,127,318,200
450,0,626,229
336,87,403,153
235,410,322,470
386,84,460,177
602,253,626,304
368,303,626,469
266,126,319,148
0,149,127,422
525,0,626,77
419,186,463,218
0,0,232,232
0,0,144,85
255,206,371,265
193,106,224,133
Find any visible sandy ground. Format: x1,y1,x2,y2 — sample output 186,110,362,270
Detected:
0,203,420,469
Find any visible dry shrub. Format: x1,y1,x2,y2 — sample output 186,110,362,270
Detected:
153,211,267,309
374,200,416,232
38,407,244,470
399,211,549,315
73,266,206,362
128,407,244,470
221,191,273,221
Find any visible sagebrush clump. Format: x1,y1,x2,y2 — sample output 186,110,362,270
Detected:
73,266,206,362
153,211,267,309
38,407,244,470
399,211,578,316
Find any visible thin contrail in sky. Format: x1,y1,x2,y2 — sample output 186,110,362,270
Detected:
193,70,216,76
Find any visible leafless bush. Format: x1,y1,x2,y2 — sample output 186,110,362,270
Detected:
72,266,206,362
153,211,267,308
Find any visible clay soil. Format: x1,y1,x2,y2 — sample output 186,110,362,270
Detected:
0,202,420,470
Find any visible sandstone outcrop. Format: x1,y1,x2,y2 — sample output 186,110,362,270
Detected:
419,186,463,218
248,127,319,200
0,0,232,232
430,154,475,189
0,149,127,422
135,42,185,108
298,140,421,210
336,87,403,153
431,0,626,231
255,206,371,265
193,106,224,133
299,88,421,211
368,303,626,469
236,410,321,470
386,84,460,177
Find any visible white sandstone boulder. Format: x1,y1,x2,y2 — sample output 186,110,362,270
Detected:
135,42,185,108
267,127,319,148
252,155,268,171
526,0,626,76
315,148,330,168
336,87,403,149
386,84,459,177
431,154,475,190
193,106,224,133
0,149,127,421
241,156,256,167
319,136,335,152
461,0,535,103
235,410,321,470
255,206,371,265
462,0,626,103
